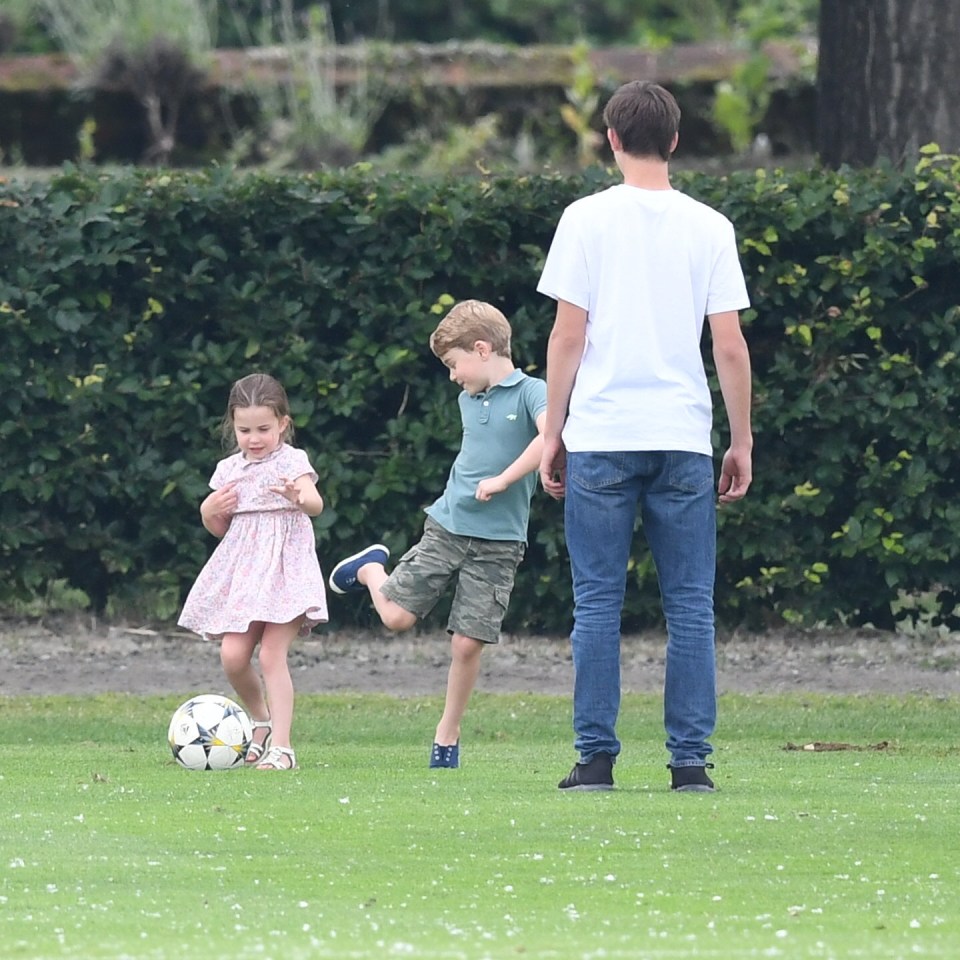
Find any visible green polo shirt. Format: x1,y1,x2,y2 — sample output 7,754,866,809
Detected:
425,370,546,542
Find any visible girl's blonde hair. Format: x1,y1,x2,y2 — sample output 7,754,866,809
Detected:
220,373,294,448
429,299,512,359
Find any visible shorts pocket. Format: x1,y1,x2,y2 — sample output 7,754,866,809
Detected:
493,583,514,615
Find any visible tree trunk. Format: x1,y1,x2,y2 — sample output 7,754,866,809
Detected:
817,0,960,167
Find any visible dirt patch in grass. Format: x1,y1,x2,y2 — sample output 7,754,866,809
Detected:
3,617,959,698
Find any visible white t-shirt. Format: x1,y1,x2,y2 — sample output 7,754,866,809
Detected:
537,184,750,455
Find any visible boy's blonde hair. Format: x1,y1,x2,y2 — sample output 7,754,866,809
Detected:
429,300,512,359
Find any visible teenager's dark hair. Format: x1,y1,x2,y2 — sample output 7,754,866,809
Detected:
602,81,681,161
220,373,294,447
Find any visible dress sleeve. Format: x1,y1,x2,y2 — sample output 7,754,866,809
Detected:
209,457,231,491
286,447,319,484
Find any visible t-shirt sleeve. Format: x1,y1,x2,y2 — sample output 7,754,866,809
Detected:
537,207,591,309
706,220,751,315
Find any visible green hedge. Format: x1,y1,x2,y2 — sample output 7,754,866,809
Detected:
2,153,959,632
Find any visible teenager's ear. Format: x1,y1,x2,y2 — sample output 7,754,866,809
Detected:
607,128,622,152
669,131,679,156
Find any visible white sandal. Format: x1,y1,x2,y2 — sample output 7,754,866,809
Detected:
244,719,272,765
256,745,297,770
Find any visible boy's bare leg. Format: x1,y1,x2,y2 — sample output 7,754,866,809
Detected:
434,632,484,745
358,562,418,631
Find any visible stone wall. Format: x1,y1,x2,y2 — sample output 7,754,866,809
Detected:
0,40,816,166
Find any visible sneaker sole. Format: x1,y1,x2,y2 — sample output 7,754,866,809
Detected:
328,544,389,595
673,784,716,793
558,783,614,792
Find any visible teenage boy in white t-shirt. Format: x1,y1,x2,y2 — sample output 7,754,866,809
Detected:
537,81,753,794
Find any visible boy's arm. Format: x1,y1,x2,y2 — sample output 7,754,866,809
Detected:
708,309,753,503
475,412,546,501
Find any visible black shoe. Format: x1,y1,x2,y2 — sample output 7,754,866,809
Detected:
669,763,716,792
558,753,614,791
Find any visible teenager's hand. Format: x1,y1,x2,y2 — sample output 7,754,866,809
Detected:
476,476,508,501
539,436,567,500
717,445,752,504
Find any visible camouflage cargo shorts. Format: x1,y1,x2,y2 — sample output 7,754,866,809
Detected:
380,516,526,643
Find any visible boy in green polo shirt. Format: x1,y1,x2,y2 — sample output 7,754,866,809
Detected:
329,299,547,768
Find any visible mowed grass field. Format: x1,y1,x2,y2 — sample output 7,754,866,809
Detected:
1,691,958,959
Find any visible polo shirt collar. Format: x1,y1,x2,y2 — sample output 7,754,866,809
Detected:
473,368,523,400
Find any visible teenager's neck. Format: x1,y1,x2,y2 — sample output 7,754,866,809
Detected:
618,154,672,191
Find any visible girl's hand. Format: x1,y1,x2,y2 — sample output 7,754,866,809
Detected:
202,481,239,520
270,477,303,506
274,474,324,516
200,481,239,538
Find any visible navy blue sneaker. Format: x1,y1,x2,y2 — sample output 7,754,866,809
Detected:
669,763,716,792
430,742,459,768
328,544,390,594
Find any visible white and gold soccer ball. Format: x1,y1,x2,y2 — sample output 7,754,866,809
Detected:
167,694,253,770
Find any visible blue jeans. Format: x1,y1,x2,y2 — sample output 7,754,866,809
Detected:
564,451,717,768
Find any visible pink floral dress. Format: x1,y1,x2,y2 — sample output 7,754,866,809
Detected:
178,444,328,641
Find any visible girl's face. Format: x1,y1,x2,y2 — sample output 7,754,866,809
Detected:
232,405,289,460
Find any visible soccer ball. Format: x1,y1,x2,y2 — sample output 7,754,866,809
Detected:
167,694,253,771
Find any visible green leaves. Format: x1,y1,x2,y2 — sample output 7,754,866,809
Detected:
2,159,960,629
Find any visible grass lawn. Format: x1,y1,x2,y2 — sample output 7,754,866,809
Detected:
1,691,958,959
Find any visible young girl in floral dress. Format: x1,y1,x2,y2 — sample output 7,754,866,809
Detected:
178,373,328,770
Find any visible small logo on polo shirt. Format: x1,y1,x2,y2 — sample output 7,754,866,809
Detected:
506,414,517,420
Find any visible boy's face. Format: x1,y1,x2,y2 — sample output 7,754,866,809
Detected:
440,343,491,396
